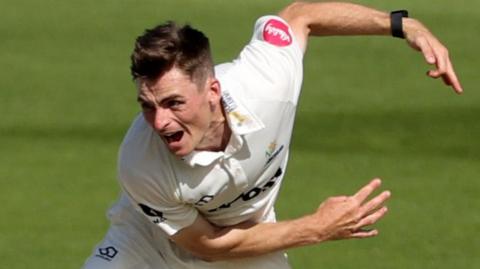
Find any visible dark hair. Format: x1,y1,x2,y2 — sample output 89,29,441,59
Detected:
130,21,213,83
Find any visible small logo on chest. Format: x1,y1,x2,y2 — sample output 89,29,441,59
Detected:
265,141,284,166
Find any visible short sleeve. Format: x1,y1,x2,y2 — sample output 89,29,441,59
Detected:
220,15,304,104
117,115,198,236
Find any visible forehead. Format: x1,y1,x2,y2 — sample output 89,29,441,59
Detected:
137,68,197,99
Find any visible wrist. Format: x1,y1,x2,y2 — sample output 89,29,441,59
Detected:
402,18,429,39
292,214,329,245
390,10,409,38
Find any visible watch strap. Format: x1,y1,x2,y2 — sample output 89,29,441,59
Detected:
391,10,409,38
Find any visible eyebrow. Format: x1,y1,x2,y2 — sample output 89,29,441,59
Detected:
136,94,183,105
136,96,148,103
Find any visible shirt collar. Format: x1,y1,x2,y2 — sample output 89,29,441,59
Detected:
182,90,264,167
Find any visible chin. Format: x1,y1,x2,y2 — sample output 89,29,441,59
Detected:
169,146,194,158
172,151,189,158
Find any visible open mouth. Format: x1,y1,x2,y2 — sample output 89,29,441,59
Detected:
163,131,184,144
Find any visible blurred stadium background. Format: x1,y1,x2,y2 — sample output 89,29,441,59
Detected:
0,0,478,268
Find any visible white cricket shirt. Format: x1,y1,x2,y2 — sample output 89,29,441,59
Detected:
119,15,304,236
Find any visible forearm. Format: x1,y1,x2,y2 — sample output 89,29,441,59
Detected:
281,1,391,37
280,1,462,92
177,211,323,261
173,180,389,261
204,216,324,260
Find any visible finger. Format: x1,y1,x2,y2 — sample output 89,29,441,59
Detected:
350,228,379,239
353,178,382,202
427,47,449,79
445,76,463,94
428,59,464,94
360,191,391,217
444,61,464,94
355,206,389,229
328,196,350,203
435,48,448,75
441,74,452,86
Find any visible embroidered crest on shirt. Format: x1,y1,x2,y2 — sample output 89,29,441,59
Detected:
265,141,277,158
265,141,284,166
263,19,292,47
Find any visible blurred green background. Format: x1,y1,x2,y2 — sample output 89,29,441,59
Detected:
0,0,478,268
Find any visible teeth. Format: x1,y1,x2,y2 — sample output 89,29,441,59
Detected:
164,131,181,139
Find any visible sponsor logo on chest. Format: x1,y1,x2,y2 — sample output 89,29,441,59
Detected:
138,203,167,224
195,167,283,212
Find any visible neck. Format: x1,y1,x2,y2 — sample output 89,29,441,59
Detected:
196,105,232,152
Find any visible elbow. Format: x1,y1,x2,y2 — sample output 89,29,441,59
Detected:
279,1,307,22
170,217,256,262
279,1,312,36
187,245,222,262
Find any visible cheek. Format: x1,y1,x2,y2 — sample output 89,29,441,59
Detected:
179,109,208,129
184,99,211,126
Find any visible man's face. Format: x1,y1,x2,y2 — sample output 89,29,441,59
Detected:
137,67,220,157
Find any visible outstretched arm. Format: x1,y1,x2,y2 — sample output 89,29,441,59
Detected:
279,1,463,93
171,179,390,261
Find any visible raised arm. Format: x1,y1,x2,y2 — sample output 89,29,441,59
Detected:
279,1,463,93
171,179,390,261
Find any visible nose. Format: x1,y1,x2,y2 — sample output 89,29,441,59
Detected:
152,107,172,132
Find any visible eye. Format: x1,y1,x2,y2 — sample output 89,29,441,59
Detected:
140,102,155,112
167,99,184,109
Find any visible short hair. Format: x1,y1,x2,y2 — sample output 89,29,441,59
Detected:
130,21,214,84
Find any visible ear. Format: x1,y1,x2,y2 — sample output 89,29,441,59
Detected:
207,78,222,107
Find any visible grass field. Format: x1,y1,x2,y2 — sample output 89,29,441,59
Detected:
1,1,478,268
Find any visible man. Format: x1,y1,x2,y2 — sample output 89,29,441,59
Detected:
83,1,462,268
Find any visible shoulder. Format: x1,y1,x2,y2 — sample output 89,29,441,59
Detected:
247,15,303,61
252,15,298,48
215,16,304,104
217,15,303,74
118,114,154,168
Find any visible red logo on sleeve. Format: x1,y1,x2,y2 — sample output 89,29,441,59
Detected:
263,19,292,47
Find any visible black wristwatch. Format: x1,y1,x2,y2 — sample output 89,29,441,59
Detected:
390,10,409,38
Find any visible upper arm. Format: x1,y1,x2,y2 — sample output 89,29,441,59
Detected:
232,14,305,103
170,215,219,261
278,2,310,52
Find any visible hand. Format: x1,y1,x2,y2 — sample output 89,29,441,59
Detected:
309,178,390,241
403,18,463,94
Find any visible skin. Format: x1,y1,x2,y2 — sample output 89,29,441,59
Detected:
171,179,390,261
137,68,231,157
137,1,464,262
282,1,463,93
